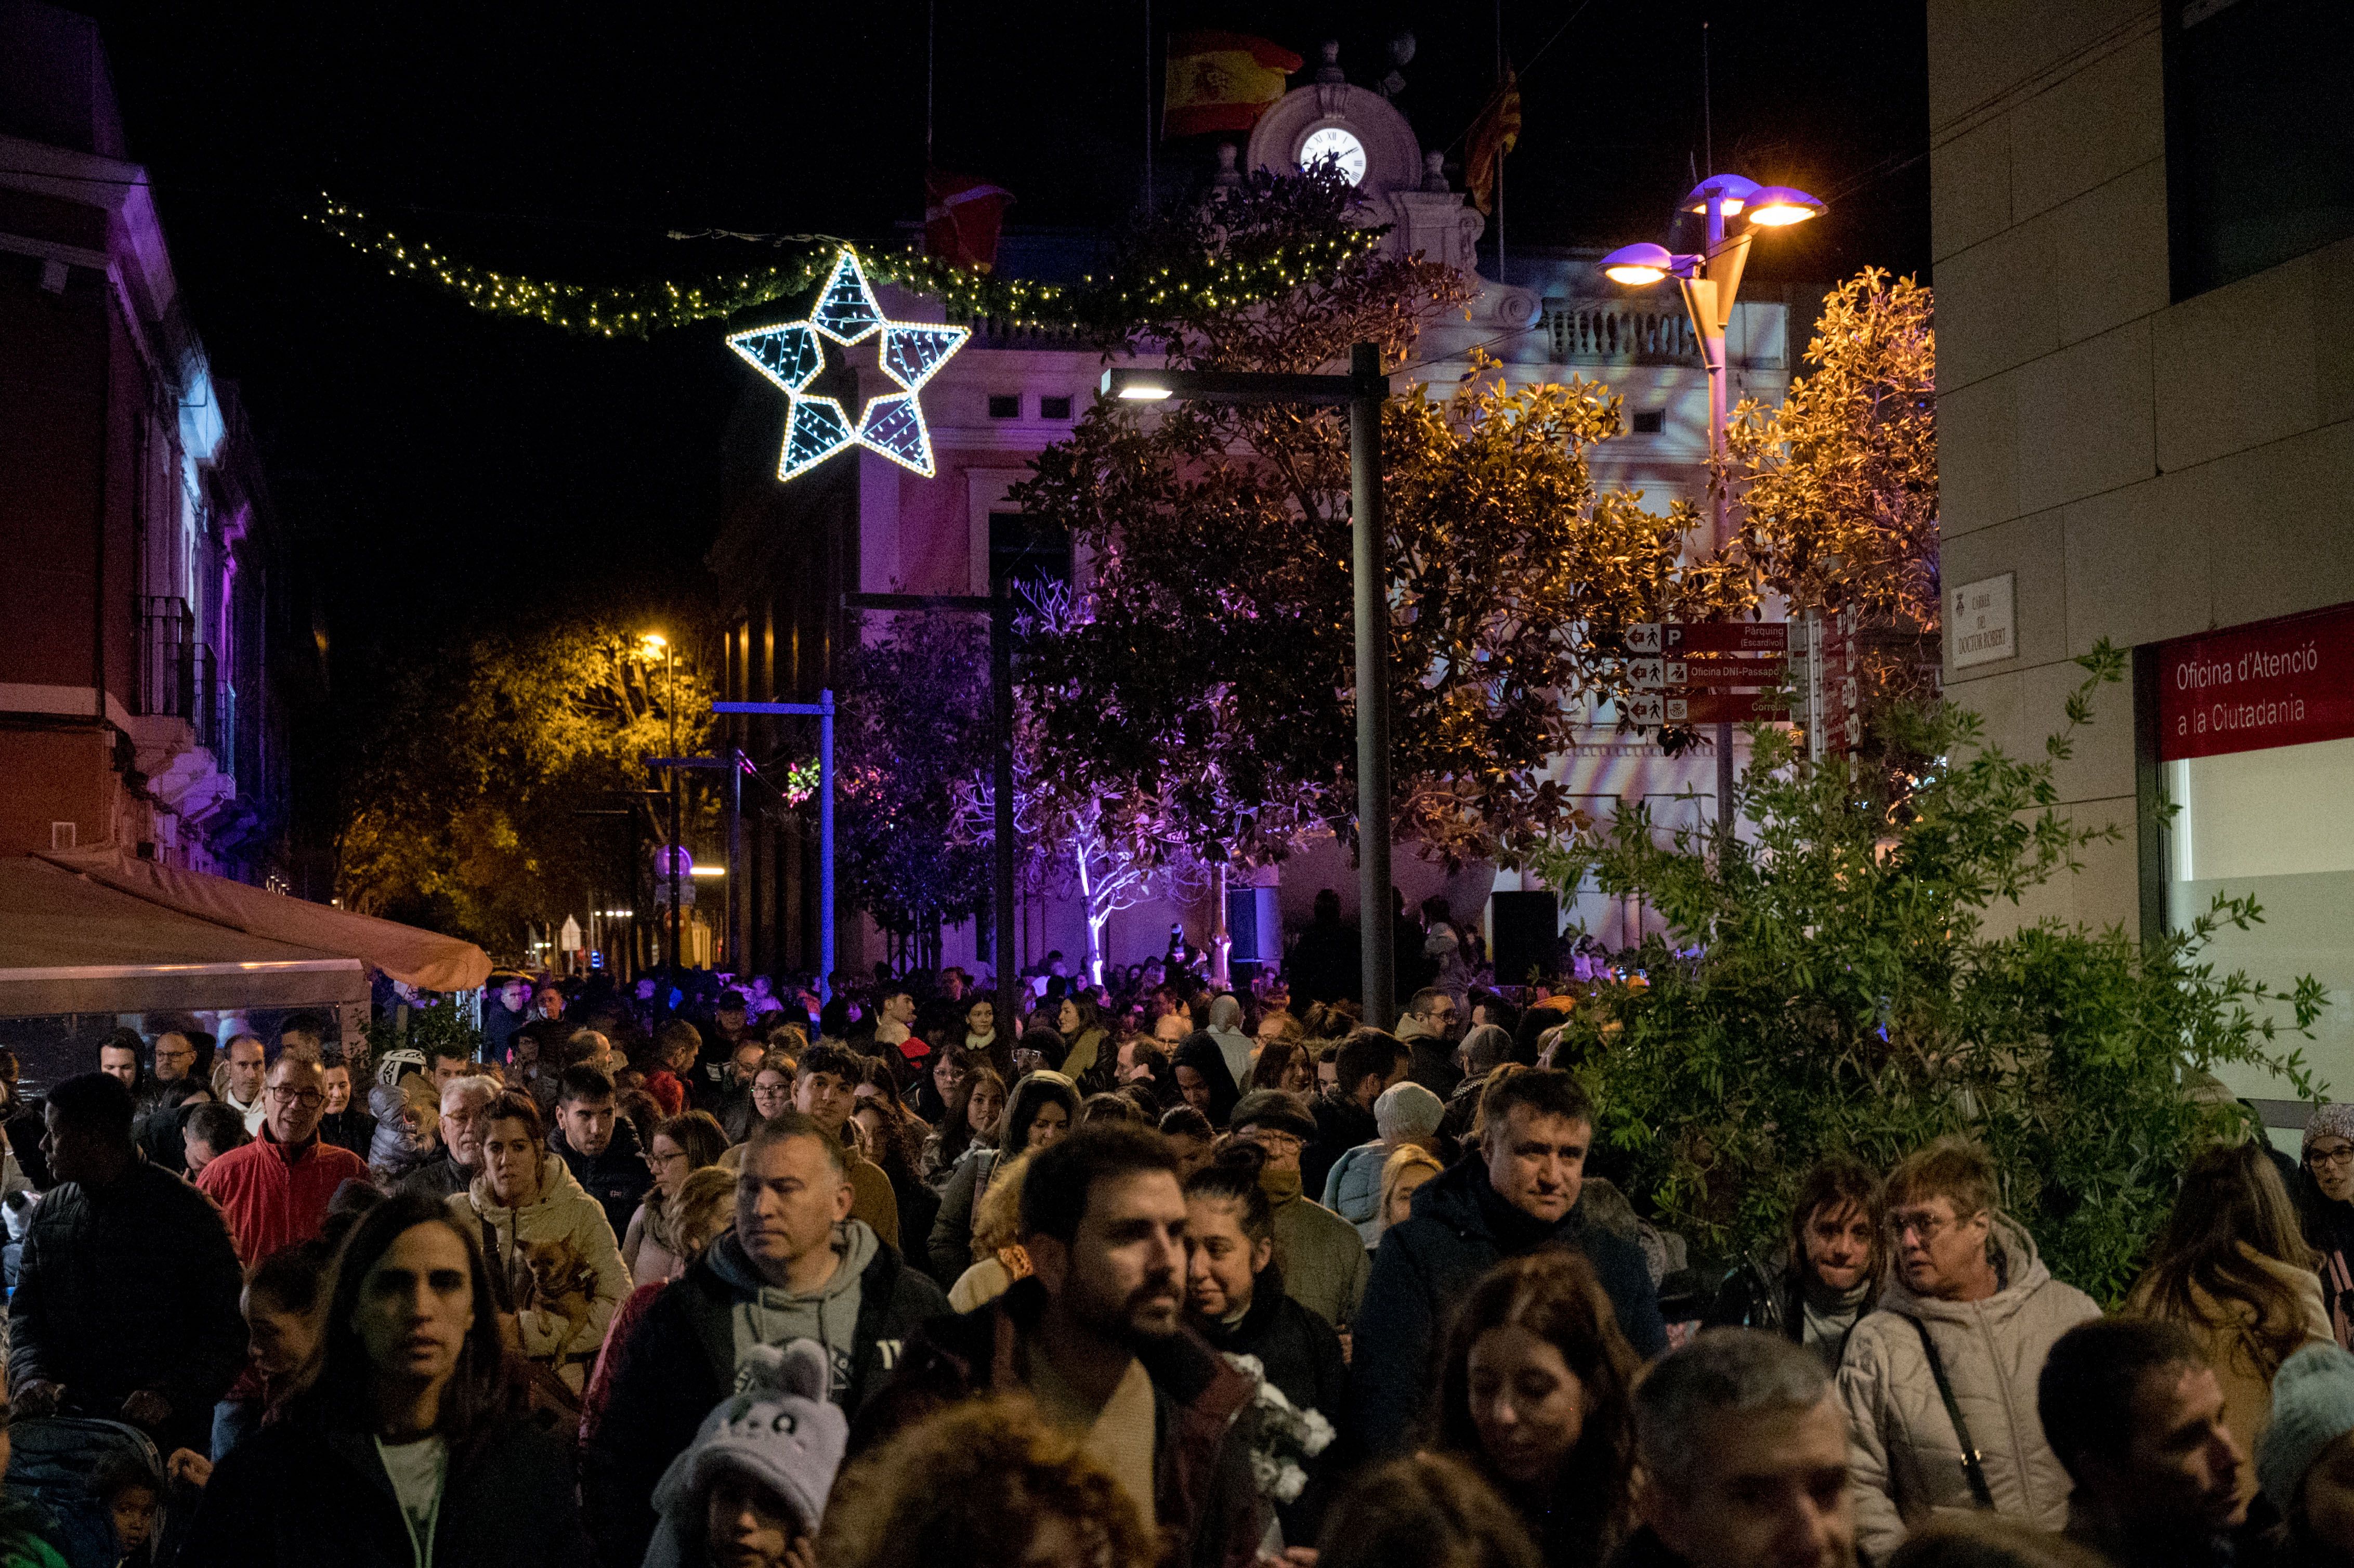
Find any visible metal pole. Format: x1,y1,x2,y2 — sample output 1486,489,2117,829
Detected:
819,689,837,1000
990,593,1018,1037
727,749,743,971
667,644,682,976
1701,193,1735,849
1349,341,1396,1030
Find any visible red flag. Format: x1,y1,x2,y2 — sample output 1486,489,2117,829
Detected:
1465,72,1522,216
1162,32,1302,138
925,171,1013,272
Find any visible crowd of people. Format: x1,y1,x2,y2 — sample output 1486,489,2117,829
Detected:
7,930,2354,1568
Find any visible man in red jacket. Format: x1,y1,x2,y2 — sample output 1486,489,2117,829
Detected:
195,1053,368,1265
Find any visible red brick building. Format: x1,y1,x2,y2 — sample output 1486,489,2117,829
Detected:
0,1,318,882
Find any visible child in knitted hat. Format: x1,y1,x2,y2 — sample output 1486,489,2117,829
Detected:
643,1339,847,1568
2259,1340,2354,1558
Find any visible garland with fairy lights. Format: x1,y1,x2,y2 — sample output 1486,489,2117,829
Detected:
310,196,1379,339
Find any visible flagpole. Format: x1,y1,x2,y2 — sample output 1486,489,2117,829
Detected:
1134,0,1144,211
1494,0,1506,285
926,0,935,167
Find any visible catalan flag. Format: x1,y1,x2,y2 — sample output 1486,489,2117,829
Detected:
1162,32,1303,138
1465,71,1522,215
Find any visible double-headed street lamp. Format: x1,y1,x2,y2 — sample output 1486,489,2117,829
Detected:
1101,343,1398,1028
1599,173,1823,837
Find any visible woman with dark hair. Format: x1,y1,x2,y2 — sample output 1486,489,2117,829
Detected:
962,997,1002,1070
1428,1250,1640,1568
1248,1038,1314,1096
1184,1142,1346,1542
2129,1139,2330,1509
910,1044,973,1126
1317,1453,1543,1568
1706,1155,1885,1370
1172,1035,1241,1128
1056,994,1110,1086
621,1109,727,1287
920,1063,1004,1191
925,1072,1079,1287
178,1193,592,1566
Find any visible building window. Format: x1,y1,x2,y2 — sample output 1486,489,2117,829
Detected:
2164,0,2354,300
1631,409,1665,435
1040,395,1074,421
990,511,1072,596
988,395,1022,420
2150,599,2354,1125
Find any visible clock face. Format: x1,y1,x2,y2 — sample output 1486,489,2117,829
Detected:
1298,126,1367,186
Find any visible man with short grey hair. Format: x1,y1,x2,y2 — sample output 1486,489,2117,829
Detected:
395,1074,499,1199
1610,1328,1857,1568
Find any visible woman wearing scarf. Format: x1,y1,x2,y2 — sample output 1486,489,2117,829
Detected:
2299,1103,2354,1347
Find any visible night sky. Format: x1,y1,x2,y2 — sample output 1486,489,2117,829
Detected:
80,0,1927,703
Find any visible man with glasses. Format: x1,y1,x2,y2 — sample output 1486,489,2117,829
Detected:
192,1053,368,1265
1228,1090,1367,1330
1835,1135,2098,1560
397,1075,498,1200
1394,987,1464,1097
149,1031,201,1088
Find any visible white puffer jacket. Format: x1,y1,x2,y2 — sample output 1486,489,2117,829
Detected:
1836,1214,2100,1560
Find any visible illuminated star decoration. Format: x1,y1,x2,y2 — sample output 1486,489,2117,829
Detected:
726,248,970,481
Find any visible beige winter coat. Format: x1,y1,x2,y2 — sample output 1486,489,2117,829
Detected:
2126,1244,2332,1507
1836,1214,2100,1560
448,1152,631,1393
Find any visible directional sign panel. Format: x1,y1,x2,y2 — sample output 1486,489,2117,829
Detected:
1670,656,1788,688
1625,623,1664,655
1664,622,1789,654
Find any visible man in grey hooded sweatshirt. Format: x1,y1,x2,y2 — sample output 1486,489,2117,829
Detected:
582,1111,947,1568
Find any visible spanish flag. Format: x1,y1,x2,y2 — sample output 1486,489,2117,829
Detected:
1162,32,1302,138
1465,71,1522,215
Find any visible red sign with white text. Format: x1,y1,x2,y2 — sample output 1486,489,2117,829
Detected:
2156,600,2354,761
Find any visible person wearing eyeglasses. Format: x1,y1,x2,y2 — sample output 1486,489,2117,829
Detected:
2298,1104,2354,1350
1228,1090,1367,1333
1833,1136,2098,1561
194,1054,371,1266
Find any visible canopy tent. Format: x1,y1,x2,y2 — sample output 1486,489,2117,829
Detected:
1,850,489,1018
33,846,491,992
0,856,366,1016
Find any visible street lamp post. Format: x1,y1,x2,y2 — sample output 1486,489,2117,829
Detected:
643,633,682,973
1101,343,1398,1028
1599,177,1824,841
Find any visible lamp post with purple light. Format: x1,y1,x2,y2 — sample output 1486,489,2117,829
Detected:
1600,175,1823,840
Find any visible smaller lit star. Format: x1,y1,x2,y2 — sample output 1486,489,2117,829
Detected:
727,249,970,481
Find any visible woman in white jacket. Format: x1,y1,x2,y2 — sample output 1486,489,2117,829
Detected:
448,1089,631,1394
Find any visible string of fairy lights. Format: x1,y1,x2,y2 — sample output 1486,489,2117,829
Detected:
309,195,1381,338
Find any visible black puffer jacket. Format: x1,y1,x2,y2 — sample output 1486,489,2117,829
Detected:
179,1407,590,1567
580,1227,948,1568
5,1158,244,1453
1351,1154,1667,1457
553,1117,651,1240
1196,1266,1348,1542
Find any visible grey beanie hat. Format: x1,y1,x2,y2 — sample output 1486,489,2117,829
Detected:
2305,1104,2354,1159
2259,1341,2354,1511
1375,1080,1445,1144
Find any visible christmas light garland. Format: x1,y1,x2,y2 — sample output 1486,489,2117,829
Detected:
310,195,1381,338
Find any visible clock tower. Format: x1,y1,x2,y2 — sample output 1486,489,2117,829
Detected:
1243,40,1485,277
